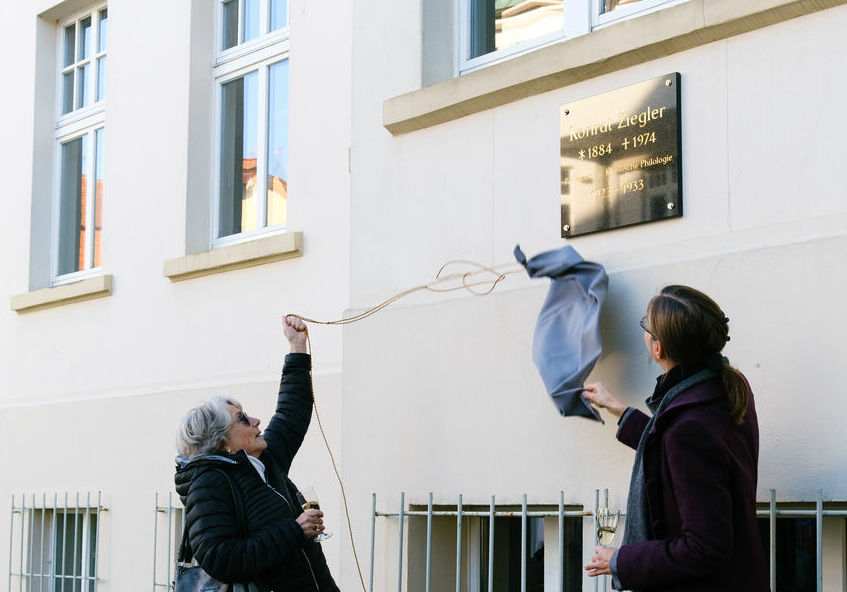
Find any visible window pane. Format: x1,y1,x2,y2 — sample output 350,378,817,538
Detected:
602,0,648,13
79,16,92,60
270,0,288,30
93,128,105,268
219,72,259,237
63,24,76,67
267,60,289,227
58,136,88,275
86,514,97,592
54,511,84,592
77,63,91,109
222,0,239,49
97,9,108,53
62,71,74,115
96,57,106,101
469,0,563,59
243,0,260,41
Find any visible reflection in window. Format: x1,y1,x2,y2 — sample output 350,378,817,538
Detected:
270,0,288,30
267,61,289,227
58,129,105,276
470,0,562,59
602,0,648,13
58,136,87,276
219,72,259,237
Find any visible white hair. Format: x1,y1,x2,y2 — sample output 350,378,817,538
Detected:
176,396,241,458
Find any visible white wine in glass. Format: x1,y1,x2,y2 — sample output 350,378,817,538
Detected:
596,507,620,545
301,486,332,542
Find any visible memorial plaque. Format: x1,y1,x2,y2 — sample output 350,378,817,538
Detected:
560,73,682,237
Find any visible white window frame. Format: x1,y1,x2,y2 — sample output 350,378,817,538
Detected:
52,3,107,287
458,0,691,74
212,0,291,249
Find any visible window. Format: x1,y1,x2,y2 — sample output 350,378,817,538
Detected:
8,493,104,592
53,5,107,284
402,502,583,591
214,0,290,245
460,0,691,73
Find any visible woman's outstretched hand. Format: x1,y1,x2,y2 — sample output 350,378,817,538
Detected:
283,315,308,354
585,545,616,577
583,382,627,418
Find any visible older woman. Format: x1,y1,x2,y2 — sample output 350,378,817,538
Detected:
583,285,768,591
175,316,339,592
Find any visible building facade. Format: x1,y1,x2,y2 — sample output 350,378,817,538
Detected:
2,0,846,591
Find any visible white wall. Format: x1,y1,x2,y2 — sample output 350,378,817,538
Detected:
1,0,352,589
347,1,847,589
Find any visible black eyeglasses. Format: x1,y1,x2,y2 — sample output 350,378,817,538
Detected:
233,411,250,426
640,315,654,337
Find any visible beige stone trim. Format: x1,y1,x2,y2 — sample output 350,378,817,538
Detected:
11,274,113,314
164,231,303,282
384,0,847,135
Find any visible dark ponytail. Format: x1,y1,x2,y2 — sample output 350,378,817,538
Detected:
647,285,749,424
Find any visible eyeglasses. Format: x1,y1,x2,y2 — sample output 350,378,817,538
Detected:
640,315,655,337
233,411,250,426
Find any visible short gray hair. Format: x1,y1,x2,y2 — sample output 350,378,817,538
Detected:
176,396,241,459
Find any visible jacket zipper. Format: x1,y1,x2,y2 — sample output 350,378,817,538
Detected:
267,484,321,591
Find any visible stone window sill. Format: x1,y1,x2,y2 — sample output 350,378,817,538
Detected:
11,274,113,314
164,231,303,282
383,0,845,135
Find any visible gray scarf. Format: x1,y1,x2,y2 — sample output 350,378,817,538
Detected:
621,367,718,546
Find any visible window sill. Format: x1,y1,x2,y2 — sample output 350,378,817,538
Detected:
384,0,846,135
163,231,303,282
11,274,113,314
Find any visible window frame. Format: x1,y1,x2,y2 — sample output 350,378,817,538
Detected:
51,3,107,287
211,0,291,249
457,0,691,75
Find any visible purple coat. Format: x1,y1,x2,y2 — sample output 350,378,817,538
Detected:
615,378,769,591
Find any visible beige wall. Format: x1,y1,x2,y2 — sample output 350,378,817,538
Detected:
348,1,847,589
0,0,351,589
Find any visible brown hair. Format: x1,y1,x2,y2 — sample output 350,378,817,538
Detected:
647,285,749,424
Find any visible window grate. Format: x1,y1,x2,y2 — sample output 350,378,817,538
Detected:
371,488,847,592
8,491,105,592
152,493,185,592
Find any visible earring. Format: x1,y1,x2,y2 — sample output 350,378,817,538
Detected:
227,448,232,454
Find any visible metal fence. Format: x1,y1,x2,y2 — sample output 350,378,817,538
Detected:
8,492,105,592
370,488,847,592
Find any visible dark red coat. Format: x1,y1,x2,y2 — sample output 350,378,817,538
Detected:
615,378,769,591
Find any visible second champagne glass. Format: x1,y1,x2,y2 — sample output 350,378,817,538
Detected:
596,507,620,545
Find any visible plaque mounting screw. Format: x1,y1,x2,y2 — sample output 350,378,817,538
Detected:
563,224,570,232
665,79,673,87
667,203,675,210
564,109,570,116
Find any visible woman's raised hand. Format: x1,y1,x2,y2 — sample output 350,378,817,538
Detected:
583,382,627,418
283,315,308,354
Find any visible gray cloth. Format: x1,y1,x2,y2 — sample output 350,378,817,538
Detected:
621,368,718,547
514,244,608,422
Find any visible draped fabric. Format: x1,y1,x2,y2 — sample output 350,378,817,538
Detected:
514,245,608,422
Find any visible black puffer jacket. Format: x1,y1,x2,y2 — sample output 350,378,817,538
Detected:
175,353,339,592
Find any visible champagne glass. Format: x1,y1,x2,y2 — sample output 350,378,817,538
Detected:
301,486,332,541
596,507,620,545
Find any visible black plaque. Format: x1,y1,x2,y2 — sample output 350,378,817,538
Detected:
560,73,682,237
